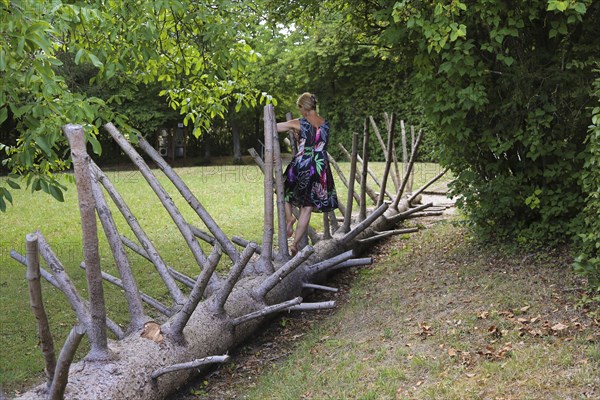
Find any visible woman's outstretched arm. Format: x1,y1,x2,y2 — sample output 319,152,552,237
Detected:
277,119,300,132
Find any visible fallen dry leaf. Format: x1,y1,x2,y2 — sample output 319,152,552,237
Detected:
418,322,434,337
488,325,502,338
478,311,490,319
551,322,568,332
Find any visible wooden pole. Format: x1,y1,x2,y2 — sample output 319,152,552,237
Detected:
392,129,424,210
328,153,360,205
359,118,370,221
90,175,147,330
370,115,400,191
104,123,214,279
26,233,56,389
48,324,86,400
338,144,378,204
136,134,240,264
258,105,276,273
342,132,359,233
273,110,289,260
90,161,187,305
377,113,396,207
63,124,109,360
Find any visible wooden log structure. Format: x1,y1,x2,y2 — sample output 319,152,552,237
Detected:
14,107,450,400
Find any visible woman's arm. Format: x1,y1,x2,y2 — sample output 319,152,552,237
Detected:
276,119,300,132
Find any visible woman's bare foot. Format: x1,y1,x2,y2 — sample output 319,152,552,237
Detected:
290,243,298,257
286,218,296,238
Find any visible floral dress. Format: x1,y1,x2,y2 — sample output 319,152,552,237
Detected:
284,118,338,212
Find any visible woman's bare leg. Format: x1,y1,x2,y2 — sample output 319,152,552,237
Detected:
285,202,296,238
291,206,313,255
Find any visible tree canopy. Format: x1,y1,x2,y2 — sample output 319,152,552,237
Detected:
1,0,599,283
1,0,268,209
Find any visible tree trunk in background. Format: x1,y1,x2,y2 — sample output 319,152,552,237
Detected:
230,103,242,164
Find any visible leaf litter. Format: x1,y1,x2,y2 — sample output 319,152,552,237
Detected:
176,204,599,399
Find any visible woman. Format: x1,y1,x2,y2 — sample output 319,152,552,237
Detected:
276,92,339,256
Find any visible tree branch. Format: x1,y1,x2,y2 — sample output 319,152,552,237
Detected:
90,160,187,305
104,123,215,281
48,324,86,400
90,173,147,330
231,297,302,327
136,134,240,264
167,245,222,339
213,243,258,314
151,355,230,380
63,124,109,360
256,245,315,298
287,301,336,311
26,233,56,390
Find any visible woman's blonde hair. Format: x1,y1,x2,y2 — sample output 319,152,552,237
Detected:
296,92,317,111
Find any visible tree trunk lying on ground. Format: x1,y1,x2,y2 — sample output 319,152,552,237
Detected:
12,106,449,400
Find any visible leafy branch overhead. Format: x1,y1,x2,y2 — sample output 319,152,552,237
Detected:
0,0,266,208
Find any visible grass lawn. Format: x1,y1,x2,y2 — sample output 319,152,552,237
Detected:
0,158,448,396
184,217,600,400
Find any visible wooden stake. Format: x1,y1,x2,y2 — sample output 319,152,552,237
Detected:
328,153,360,205
63,124,109,360
338,144,378,203
359,118,370,221
308,250,355,275
248,148,265,173
287,301,336,311
392,129,424,210
14,247,125,337
104,123,214,279
302,283,339,293
136,135,240,264
232,297,302,326
407,168,449,204
213,243,258,313
90,161,187,305
26,233,56,389
370,115,400,191
258,105,276,273
79,263,173,317
36,232,91,340
256,245,315,298
120,234,196,289
273,110,289,261
90,175,147,330
48,324,86,400
168,245,222,340
377,113,396,207
342,132,359,233
342,203,389,243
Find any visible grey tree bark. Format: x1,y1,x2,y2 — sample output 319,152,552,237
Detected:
63,124,110,361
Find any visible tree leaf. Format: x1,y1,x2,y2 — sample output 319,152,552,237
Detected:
49,184,64,202
7,179,21,190
0,107,7,125
1,187,12,204
88,53,104,68
35,136,53,157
